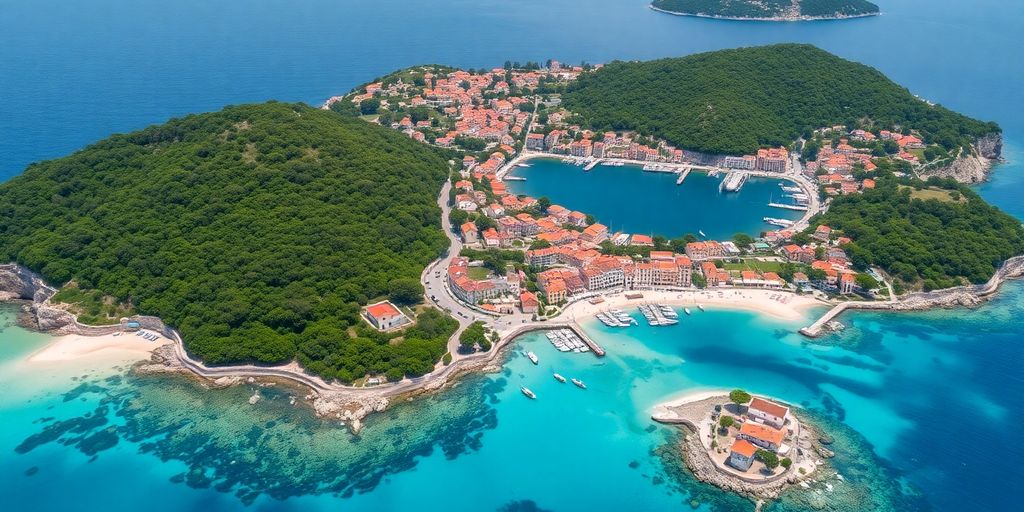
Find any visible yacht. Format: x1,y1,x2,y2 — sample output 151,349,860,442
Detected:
571,378,587,389
553,373,566,383
516,162,531,168
697,304,705,312
658,305,678,319
521,386,537,399
698,230,706,238
684,307,692,315
527,351,539,365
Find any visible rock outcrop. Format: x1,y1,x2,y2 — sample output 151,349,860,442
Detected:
923,132,1003,183
0,264,50,302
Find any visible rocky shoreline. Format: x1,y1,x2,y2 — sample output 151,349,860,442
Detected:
922,133,1004,183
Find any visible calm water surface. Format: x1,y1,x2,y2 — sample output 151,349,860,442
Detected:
1,0,1023,510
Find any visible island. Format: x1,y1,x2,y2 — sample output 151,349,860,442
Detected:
652,390,831,500
2,45,1022,434
650,0,880,21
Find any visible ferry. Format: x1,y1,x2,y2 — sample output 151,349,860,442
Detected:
527,351,539,364
521,386,537,399
571,378,587,389
553,373,567,383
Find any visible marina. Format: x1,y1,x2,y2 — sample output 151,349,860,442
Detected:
544,328,591,354
638,304,679,326
595,309,638,327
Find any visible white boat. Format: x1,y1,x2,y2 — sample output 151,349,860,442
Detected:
698,230,706,238
659,305,678,319
684,307,692,315
516,162,531,168
521,386,537,399
527,351,539,364
571,378,587,389
553,373,566,383
697,304,705,312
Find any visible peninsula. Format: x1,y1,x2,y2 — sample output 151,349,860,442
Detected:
650,0,880,21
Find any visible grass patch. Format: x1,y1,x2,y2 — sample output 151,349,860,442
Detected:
467,266,491,280
899,185,964,203
722,260,785,273
51,284,133,325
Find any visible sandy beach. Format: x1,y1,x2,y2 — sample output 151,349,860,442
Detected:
27,331,169,365
558,288,827,324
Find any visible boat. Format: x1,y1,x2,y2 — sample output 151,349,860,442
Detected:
698,230,706,238
763,217,795,228
697,304,705,312
571,378,587,389
527,351,539,364
516,162,531,168
684,307,692,315
658,305,678,319
553,373,566,383
781,185,802,193
521,386,537,399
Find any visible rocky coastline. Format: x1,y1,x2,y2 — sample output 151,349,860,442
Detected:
922,132,1003,183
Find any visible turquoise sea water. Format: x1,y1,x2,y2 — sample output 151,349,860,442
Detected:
506,159,804,239
2,0,1024,510
3,284,1022,511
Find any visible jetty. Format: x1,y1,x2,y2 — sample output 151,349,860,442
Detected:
583,159,601,171
567,323,605,356
768,202,809,211
676,168,690,185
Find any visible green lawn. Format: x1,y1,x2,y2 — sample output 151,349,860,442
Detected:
722,260,785,273
467,266,491,280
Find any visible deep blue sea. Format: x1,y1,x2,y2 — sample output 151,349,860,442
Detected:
2,0,1023,510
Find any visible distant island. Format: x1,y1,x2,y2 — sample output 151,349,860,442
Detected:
651,0,880,21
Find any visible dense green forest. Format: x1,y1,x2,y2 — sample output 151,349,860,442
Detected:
0,102,457,382
562,44,998,155
651,0,879,18
808,177,1024,290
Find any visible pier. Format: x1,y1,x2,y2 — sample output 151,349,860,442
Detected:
767,202,809,211
567,323,605,357
676,168,690,185
583,159,601,171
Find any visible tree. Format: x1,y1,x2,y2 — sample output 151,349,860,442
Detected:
729,389,752,406
780,457,792,469
732,233,754,248
359,98,380,115
389,278,423,305
756,449,780,470
719,416,735,429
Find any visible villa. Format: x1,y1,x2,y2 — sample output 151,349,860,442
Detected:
363,301,411,331
747,397,790,429
738,421,785,453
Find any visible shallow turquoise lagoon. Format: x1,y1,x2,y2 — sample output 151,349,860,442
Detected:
2,281,1021,511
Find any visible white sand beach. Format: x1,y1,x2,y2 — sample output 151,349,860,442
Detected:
559,288,827,324
28,331,169,365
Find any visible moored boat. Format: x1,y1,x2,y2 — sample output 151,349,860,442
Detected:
571,378,587,389
527,351,539,364
697,304,705,312
553,373,566,383
684,307,691,315
521,386,537,399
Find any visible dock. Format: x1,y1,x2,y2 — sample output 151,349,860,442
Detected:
768,202,809,211
676,168,690,185
567,323,605,357
583,159,601,171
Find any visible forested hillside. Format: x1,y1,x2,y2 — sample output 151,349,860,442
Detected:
651,0,879,19
562,44,998,155
0,102,455,382
808,177,1024,290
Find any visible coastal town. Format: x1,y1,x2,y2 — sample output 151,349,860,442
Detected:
325,61,954,323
